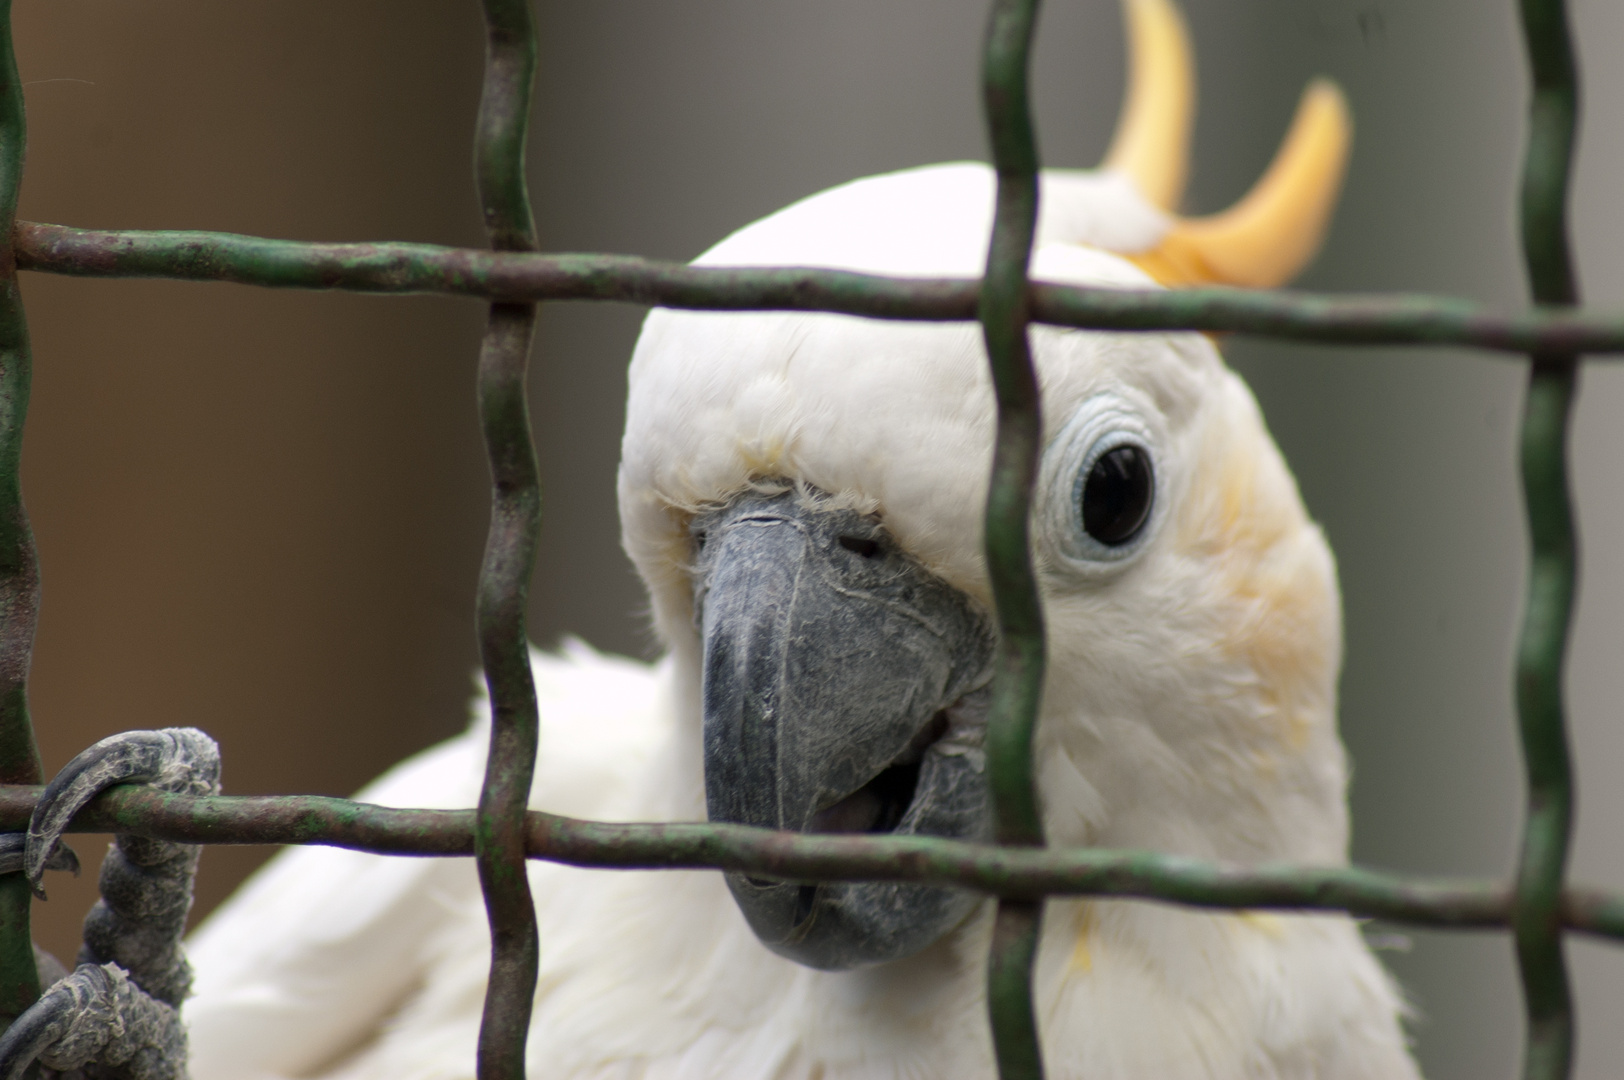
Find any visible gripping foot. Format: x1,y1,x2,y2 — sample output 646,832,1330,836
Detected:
0,727,220,1080
0,964,185,1080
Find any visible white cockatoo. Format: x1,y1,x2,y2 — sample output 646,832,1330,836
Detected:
157,1,1421,1077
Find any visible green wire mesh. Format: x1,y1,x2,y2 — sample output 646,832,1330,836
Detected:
0,0,40,1036
469,5,543,1080
0,0,1600,1078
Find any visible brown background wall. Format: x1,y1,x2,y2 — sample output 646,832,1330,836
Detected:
13,0,493,968
8,2,1624,1078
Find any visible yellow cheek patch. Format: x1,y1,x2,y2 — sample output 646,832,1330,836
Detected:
1177,417,1296,560
1226,553,1333,749
1177,414,1334,750
1068,903,1099,975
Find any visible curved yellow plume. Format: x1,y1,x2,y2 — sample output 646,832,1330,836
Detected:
1102,0,1196,212
1129,79,1352,288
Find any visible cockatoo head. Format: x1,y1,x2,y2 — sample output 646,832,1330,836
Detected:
618,0,1352,972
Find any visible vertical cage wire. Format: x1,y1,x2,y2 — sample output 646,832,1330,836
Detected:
0,0,42,1034
1512,0,1581,1078
977,0,1048,1077
470,1,544,1078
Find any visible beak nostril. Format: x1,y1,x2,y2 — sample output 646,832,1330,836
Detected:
793,885,819,928
838,535,881,558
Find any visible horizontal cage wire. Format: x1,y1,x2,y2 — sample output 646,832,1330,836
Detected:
9,222,1624,354
0,0,1602,1078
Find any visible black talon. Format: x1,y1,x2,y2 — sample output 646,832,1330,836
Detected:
0,964,186,1080
0,727,220,1080
0,979,75,1080
0,833,78,880
26,728,219,896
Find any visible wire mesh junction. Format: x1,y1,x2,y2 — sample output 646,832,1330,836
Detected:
0,0,1600,1078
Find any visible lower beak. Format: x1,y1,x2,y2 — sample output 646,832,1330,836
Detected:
693,485,995,970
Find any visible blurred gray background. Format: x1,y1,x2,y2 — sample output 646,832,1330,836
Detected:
10,0,1624,1076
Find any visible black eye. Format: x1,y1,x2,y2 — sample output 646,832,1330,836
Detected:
1080,444,1153,546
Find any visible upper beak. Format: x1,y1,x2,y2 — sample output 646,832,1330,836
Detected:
693,485,995,970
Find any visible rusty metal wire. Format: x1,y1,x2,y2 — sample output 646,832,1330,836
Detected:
1512,0,1582,1078
15,784,1624,937
470,2,543,1079
977,0,1048,1074
0,0,41,1035
24,220,1624,355
0,0,1608,1078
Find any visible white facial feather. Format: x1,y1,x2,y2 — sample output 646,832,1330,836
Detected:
620,161,1345,866
602,162,1409,1078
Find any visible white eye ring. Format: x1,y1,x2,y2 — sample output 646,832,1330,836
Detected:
1039,394,1162,569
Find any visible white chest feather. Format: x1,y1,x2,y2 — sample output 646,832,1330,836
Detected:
184,645,1414,1080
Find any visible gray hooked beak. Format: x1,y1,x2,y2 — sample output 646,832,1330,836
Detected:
692,485,995,970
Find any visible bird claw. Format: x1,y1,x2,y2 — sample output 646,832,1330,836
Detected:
0,963,186,1080
0,728,220,1080
0,833,79,880
25,729,219,897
